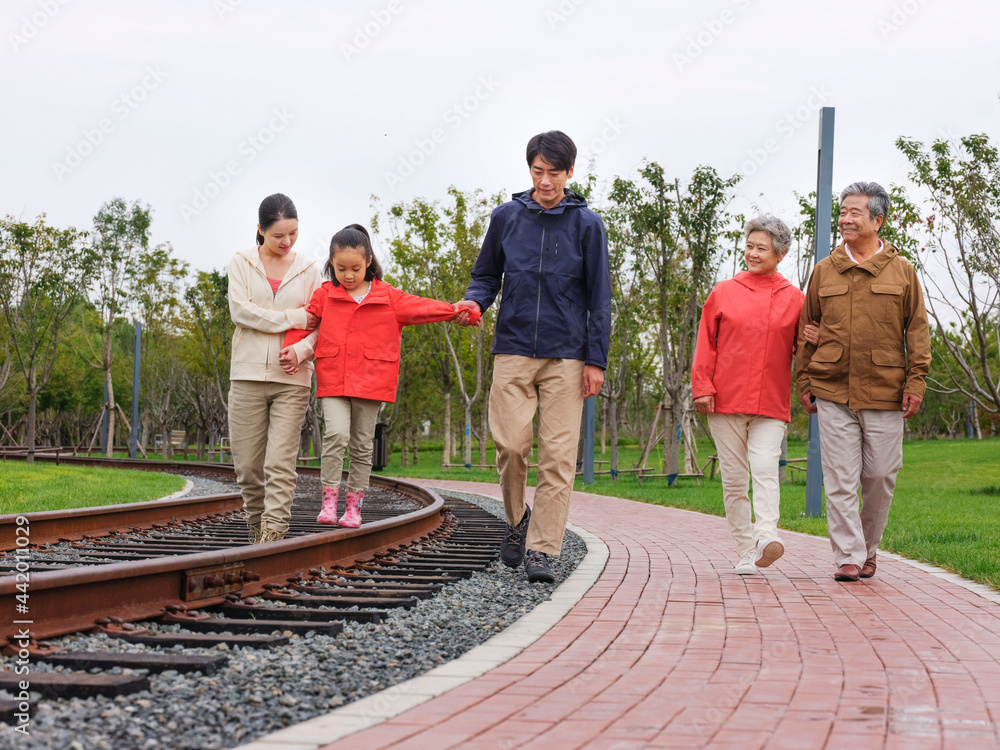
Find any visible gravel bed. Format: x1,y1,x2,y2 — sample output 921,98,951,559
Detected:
0,486,586,750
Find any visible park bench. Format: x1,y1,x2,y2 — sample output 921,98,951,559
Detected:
153,430,186,453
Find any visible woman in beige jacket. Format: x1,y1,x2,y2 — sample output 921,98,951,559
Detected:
228,193,322,543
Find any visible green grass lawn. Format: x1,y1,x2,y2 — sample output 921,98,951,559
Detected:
0,462,185,515
376,437,1000,589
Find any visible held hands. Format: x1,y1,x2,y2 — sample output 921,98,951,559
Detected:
279,345,299,374
452,300,482,327
693,395,715,415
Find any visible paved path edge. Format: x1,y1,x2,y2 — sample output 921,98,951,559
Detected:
232,516,609,750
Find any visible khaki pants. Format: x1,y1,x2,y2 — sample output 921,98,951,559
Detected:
707,412,786,556
320,396,381,492
816,398,904,566
489,355,584,556
228,379,310,534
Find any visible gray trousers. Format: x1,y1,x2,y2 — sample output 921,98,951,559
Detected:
816,398,904,566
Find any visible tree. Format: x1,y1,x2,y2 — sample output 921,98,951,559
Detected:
896,134,1000,419
609,163,740,481
135,244,189,457
0,215,92,461
87,198,153,456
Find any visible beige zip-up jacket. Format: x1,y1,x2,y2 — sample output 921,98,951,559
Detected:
228,246,322,387
795,241,931,410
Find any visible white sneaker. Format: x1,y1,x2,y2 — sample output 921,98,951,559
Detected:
735,551,757,575
754,537,784,568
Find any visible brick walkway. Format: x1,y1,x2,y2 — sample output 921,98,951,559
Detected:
249,480,1000,750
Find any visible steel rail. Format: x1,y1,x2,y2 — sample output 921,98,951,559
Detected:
0,457,447,645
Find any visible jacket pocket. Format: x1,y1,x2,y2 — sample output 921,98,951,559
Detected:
363,346,399,391
818,285,849,326
314,344,342,359
554,275,585,346
869,349,905,401
807,344,845,385
871,283,903,321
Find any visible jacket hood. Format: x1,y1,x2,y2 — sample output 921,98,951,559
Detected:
513,188,589,214
731,270,793,292
830,240,900,276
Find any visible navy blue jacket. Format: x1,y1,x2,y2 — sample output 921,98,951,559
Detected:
466,189,611,369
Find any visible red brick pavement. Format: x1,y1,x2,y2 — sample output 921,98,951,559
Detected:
319,480,1000,750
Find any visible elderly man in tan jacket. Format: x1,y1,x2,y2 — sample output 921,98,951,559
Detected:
796,181,931,582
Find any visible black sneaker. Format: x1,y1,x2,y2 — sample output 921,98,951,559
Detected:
524,549,556,584
500,505,530,568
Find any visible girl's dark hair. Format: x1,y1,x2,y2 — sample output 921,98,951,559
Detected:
324,224,384,284
256,193,298,245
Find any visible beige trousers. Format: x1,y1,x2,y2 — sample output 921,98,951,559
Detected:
228,379,310,534
707,412,787,556
489,355,585,556
816,398,904,566
320,396,381,492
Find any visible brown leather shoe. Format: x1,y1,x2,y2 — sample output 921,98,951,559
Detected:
834,564,861,581
860,555,877,579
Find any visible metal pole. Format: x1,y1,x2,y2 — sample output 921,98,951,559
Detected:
130,321,142,459
100,380,109,455
583,396,595,484
806,106,835,517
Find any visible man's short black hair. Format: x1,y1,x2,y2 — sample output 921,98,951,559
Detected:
526,131,577,172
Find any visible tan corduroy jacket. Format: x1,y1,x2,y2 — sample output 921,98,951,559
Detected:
227,247,322,387
795,241,931,410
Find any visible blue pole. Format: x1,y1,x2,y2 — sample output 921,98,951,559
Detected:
583,396,595,484
806,107,835,517
130,321,142,459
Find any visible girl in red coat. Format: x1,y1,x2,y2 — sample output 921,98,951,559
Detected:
281,225,479,527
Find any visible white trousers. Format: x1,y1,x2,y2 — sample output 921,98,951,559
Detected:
708,412,787,556
815,398,904,566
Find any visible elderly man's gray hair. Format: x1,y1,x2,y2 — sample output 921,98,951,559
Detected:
840,182,891,230
744,214,792,259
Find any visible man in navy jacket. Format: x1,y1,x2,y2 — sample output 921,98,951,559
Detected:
457,131,611,583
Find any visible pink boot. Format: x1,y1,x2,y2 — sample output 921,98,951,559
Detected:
316,486,340,525
339,490,364,528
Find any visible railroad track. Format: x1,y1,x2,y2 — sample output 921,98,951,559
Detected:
0,456,506,729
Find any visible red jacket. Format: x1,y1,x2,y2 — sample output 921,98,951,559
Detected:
284,278,479,403
691,271,804,422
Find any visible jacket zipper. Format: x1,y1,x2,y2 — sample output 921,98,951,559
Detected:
533,227,545,357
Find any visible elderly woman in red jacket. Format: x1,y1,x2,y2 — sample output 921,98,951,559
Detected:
691,215,804,575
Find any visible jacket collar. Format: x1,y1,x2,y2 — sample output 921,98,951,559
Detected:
236,246,317,280
732,270,792,291
830,240,899,276
325,276,388,303
513,188,588,215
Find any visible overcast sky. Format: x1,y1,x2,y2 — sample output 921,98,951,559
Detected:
4,0,998,279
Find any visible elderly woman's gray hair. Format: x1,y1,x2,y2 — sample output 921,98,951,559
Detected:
744,215,792,259
840,182,891,232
